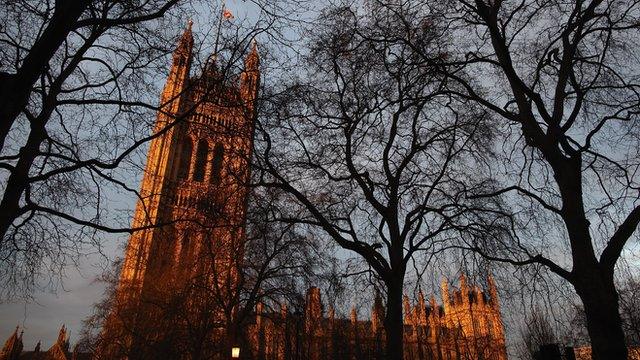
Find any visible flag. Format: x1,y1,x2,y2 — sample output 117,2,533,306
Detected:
223,7,234,20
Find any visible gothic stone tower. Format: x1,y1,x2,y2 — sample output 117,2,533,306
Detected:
99,22,260,359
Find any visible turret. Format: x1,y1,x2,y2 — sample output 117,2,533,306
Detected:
328,305,336,333
417,290,427,324
441,278,450,314
350,307,358,325
429,295,437,311
403,294,411,320
459,273,469,307
56,324,70,352
371,291,385,332
0,326,23,360
487,274,506,350
429,295,439,341
240,40,260,109
305,287,323,331
159,20,193,112
115,20,194,295
256,301,264,328
488,274,500,311
472,285,482,304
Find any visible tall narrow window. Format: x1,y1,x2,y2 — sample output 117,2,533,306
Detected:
180,231,191,260
176,138,193,180
210,143,224,184
193,139,209,181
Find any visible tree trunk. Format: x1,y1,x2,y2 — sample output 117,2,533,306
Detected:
0,123,46,239
554,160,628,360
384,279,404,360
575,269,628,360
0,0,89,152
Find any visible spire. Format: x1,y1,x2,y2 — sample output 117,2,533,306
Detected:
34,340,41,353
441,278,451,313
473,285,482,304
371,291,385,332
171,19,194,71
417,290,427,323
429,295,437,313
175,19,194,59
159,20,193,113
488,273,500,310
350,307,358,324
240,40,260,107
418,290,426,309
0,326,23,360
245,40,259,71
403,294,411,318
256,301,264,327
305,287,323,331
57,324,66,344
56,324,69,352
459,272,469,306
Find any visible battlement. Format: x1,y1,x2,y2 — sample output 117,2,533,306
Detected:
250,278,508,360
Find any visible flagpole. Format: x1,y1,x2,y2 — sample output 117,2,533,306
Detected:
213,0,225,59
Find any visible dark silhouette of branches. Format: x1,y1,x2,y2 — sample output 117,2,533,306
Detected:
80,186,324,359
0,0,306,299
253,4,494,358
404,1,640,358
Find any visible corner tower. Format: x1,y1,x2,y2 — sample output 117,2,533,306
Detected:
99,23,260,358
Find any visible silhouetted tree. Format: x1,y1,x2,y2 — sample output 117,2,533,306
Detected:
81,187,325,359
431,2,640,358
0,0,303,298
317,1,640,358
253,4,492,358
0,0,192,297
517,308,558,360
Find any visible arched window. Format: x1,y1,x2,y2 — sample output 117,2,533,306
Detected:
176,138,193,180
210,143,224,184
180,231,191,259
192,139,209,182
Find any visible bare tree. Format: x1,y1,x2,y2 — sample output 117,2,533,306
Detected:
253,4,492,358
618,272,640,346
325,1,640,358
516,308,558,360
416,1,640,358
0,0,194,297
81,186,324,359
0,0,304,298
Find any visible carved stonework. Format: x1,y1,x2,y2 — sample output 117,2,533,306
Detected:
95,23,260,359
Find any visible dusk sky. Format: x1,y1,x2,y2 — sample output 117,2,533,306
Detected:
3,1,639,359
0,0,283,349
0,260,112,349
0,2,225,350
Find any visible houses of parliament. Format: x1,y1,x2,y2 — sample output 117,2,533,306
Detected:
1,23,508,360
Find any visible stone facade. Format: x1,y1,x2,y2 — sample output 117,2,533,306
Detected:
95,21,260,359
248,275,508,360
0,325,88,360
573,346,640,360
